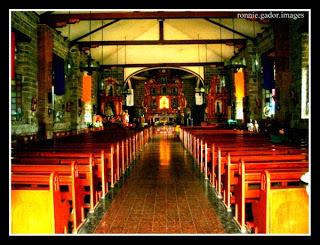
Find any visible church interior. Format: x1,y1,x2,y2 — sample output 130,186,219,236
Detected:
9,10,310,235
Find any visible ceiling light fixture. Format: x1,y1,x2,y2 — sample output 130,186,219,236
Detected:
224,18,246,72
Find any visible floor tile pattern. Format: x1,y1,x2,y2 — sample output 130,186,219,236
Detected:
79,134,240,234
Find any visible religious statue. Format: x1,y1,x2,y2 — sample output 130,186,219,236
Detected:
105,104,114,117
253,120,259,133
247,119,254,132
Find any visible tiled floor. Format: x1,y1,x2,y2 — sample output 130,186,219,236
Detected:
79,134,240,235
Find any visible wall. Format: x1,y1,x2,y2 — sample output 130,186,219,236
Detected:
11,11,100,140
288,20,309,129
273,19,309,130
11,12,39,138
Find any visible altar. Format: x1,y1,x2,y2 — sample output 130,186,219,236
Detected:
143,69,187,125
151,113,176,126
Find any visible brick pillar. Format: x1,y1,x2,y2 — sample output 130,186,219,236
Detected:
274,21,292,125
37,24,53,140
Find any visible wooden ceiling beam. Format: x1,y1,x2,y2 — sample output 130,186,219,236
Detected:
40,11,238,25
100,62,225,69
77,39,246,48
70,19,120,46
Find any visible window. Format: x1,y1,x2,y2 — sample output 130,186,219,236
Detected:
11,30,32,122
261,52,275,91
301,67,309,119
262,89,275,118
301,33,309,119
52,53,65,95
11,74,23,121
11,32,22,122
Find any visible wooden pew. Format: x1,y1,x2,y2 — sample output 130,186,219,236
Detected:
222,153,308,209
214,145,307,172
215,150,307,198
12,156,98,215
12,135,133,194
252,170,309,234
11,161,83,233
12,128,146,177
232,160,308,233
12,149,112,200
180,127,307,179
180,127,309,234
183,128,308,198
11,172,70,234
182,128,274,180
204,143,305,188
11,128,151,234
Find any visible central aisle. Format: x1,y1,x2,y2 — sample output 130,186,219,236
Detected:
82,133,240,234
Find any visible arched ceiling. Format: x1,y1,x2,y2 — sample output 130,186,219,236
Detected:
37,10,270,68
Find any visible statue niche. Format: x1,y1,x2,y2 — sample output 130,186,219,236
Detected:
106,84,114,96
100,77,123,117
206,75,229,122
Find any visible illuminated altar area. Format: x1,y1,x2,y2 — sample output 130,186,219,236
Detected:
143,69,187,125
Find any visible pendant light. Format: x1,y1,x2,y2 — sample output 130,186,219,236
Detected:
87,12,93,76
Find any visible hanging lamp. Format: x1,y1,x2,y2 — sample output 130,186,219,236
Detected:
224,18,246,72
86,14,93,75
81,12,99,75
